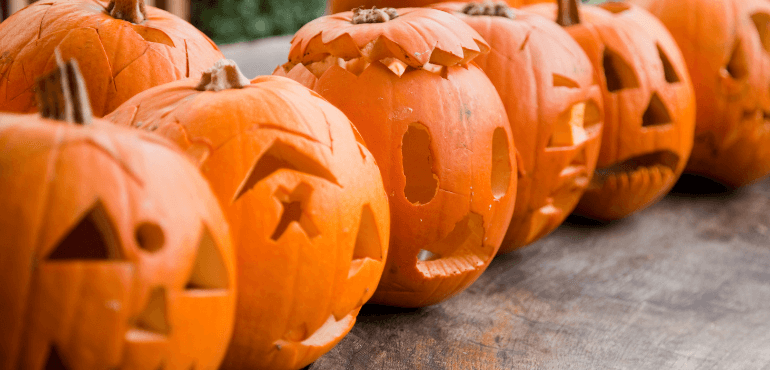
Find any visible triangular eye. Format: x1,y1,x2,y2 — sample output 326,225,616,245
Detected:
348,205,383,278
726,40,748,79
642,93,673,127
232,140,339,202
47,201,121,261
185,226,229,290
752,13,770,53
44,345,69,370
657,44,680,83
603,48,640,92
133,287,170,335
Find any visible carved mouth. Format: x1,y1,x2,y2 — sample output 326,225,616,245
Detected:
591,150,680,187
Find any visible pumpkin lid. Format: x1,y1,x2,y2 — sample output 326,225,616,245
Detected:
287,7,490,68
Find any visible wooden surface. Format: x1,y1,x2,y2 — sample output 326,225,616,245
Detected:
220,39,770,369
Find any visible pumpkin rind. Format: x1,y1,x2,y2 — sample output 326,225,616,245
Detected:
277,8,517,307
633,0,770,187
0,0,223,117
528,2,696,220
107,71,390,370
433,2,603,252
328,0,553,14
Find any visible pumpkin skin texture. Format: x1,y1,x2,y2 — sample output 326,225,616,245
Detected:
527,2,696,221
0,0,223,117
432,2,603,253
632,0,770,187
328,0,552,14
0,117,236,370
107,64,390,370
275,8,517,307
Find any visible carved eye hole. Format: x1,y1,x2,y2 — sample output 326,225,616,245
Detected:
552,73,580,88
135,222,164,253
657,44,681,83
752,13,770,53
603,48,640,92
348,205,383,278
491,127,512,200
47,201,121,261
548,102,590,148
402,122,438,205
726,40,749,79
44,345,69,370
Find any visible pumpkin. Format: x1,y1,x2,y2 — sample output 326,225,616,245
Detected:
527,0,696,221
432,2,602,252
632,0,770,187
0,57,236,370
0,0,223,117
275,7,517,307
106,59,390,370
328,0,552,14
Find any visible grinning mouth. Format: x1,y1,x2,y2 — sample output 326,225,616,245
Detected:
592,150,680,186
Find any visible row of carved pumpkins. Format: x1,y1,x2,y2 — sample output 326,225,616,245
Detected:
1,0,768,370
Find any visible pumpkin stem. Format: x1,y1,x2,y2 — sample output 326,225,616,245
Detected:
351,7,398,24
461,1,515,19
35,51,93,125
107,0,147,24
196,59,251,92
556,0,580,27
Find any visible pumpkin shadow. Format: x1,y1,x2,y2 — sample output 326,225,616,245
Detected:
667,173,734,198
357,304,424,322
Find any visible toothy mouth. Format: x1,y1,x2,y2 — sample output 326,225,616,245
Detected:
741,109,770,124
591,150,680,187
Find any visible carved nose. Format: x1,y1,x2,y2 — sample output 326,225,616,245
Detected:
642,92,673,127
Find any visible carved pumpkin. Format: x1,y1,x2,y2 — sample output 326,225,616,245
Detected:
432,2,602,252
632,0,770,187
107,60,390,370
0,59,236,370
275,8,517,307
0,0,223,117
527,0,696,220
328,0,552,14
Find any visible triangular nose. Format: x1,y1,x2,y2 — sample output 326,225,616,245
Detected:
642,92,672,127
133,287,169,335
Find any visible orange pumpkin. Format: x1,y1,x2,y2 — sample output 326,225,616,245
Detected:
527,0,696,220
328,0,552,14
633,0,770,187
432,2,602,252
0,59,236,370
107,59,390,370
0,0,222,117
275,7,517,307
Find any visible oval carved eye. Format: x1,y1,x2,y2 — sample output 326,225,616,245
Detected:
402,122,438,205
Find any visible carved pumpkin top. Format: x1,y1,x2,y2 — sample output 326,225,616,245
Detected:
287,7,490,68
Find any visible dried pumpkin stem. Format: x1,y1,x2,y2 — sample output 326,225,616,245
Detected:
196,59,251,91
107,0,147,24
351,7,398,24
35,52,93,125
556,0,581,27
462,1,515,19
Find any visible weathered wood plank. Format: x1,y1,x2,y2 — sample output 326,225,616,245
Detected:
306,176,770,369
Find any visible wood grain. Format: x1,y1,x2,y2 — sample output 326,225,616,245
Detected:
306,175,770,369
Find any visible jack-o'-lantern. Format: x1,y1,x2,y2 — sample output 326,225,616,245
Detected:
432,2,602,252
0,59,236,370
633,0,770,187
0,0,223,117
527,0,695,220
328,0,551,14
107,60,390,370
275,7,517,307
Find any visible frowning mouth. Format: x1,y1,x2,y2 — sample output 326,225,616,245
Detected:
592,150,680,187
